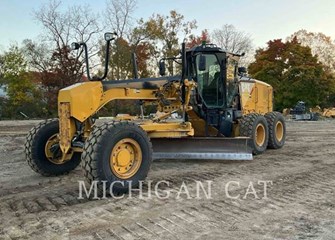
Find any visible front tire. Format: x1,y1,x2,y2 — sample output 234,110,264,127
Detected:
81,121,153,195
240,113,269,155
265,112,286,149
24,119,81,176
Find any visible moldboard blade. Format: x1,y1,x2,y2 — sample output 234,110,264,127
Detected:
151,137,253,161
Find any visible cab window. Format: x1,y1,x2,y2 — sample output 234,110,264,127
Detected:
226,58,238,106
195,54,224,107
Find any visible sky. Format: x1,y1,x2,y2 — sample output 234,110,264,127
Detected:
0,0,335,52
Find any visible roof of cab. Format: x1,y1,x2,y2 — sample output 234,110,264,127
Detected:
188,43,225,54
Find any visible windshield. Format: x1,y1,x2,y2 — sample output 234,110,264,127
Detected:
195,54,224,108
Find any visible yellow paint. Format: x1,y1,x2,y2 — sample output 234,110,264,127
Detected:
101,88,158,106
58,102,76,154
232,123,240,137
227,64,235,81
45,132,74,163
110,138,142,179
239,80,273,115
141,122,194,138
322,107,335,117
275,121,284,141
58,82,103,122
57,77,274,155
255,123,266,146
58,79,196,153
187,110,218,137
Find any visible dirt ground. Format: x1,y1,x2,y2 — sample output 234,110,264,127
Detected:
0,119,334,240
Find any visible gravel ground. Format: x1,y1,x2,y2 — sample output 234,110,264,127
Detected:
0,119,334,240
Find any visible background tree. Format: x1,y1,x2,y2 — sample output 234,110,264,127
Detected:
129,18,165,76
105,0,136,39
288,29,335,72
248,38,335,110
22,39,52,72
186,30,210,48
103,0,137,80
42,46,84,111
23,0,102,115
102,9,197,79
0,45,45,118
34,0,101,52
155,10,197,75
106,37,132,80
101,38,152,80
212,24,254,66
132,10,197,75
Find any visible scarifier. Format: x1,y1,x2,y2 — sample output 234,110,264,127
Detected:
25,32,286,193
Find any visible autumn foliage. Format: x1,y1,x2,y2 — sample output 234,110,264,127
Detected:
248,37,335,110
1,0,335,119
186,30,210,48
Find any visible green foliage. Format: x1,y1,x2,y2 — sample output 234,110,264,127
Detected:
100,10,197,81
248,38,335,110
132,10,197,75
0,45,27,82
108,37,132,80
100,37,153,80
0,46,48,119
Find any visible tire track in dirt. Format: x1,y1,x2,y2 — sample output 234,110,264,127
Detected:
0,121,335,239
0,165,242,216
58,164,335,240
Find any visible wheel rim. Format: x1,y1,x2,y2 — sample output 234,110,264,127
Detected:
110,138,142,179
255,123,266,146
45,134,68,164
275,121,284,142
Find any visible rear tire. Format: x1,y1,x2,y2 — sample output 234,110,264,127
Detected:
81,121,153,195
240,113,269,155
265,112,286,149
24,119,81,176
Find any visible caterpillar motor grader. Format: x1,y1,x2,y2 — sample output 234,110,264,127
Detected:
25,32,286,194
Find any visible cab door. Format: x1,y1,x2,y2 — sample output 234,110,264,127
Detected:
195,54,224,108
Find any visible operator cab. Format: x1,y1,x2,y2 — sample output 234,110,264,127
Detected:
186,43,243,136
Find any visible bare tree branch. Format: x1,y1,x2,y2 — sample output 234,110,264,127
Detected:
31,0,102,75
212,24,254,66
105,0,136,39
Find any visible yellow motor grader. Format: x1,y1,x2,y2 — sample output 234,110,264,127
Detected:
25,33,286,193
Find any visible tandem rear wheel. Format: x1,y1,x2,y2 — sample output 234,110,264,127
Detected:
265,111,286,149
239,113,269,155
240,112,286,154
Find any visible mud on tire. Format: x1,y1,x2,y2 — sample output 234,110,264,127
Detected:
240,113,269,155
24,119,81,176
81,121,153,195
265,111,286,149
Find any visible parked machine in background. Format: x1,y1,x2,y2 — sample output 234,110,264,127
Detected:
289,101,319,121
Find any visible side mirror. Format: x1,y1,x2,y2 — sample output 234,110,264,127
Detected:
71,42,80,50
198,55,206,71
238,67,247,74
104,32,117,42
159,61,166,76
